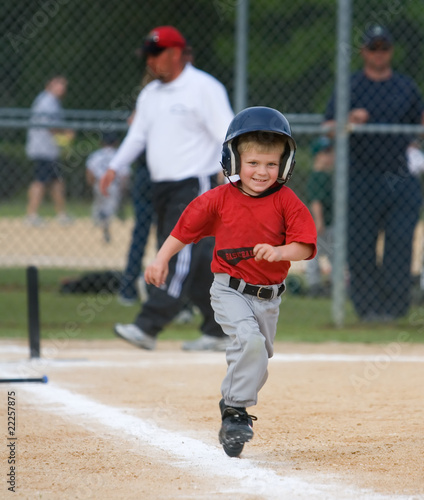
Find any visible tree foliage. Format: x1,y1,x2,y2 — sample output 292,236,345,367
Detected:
0,0,423,114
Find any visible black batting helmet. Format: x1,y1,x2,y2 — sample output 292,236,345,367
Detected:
221,106,296,184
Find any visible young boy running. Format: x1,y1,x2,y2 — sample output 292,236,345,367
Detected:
145,106,317,457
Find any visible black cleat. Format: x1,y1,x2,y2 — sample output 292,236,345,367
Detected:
218,399,257,457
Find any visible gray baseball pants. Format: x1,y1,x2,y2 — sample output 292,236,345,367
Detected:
210,273,283,408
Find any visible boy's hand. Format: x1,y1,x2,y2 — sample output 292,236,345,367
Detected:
144,235,186,287
144,259,169,287
253,243,282,262
254,241,315,262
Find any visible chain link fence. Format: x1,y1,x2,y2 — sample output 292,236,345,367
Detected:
1,0,424,323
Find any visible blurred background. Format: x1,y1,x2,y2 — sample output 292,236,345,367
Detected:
1,0,424,329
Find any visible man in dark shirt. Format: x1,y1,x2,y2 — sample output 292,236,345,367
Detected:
324,25,424,321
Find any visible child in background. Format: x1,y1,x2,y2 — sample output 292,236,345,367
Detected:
305,136,334,297
144,107,317,457
86,132,130,243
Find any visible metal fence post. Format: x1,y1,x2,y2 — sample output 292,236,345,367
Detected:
234,0,249,112
332,0,352,327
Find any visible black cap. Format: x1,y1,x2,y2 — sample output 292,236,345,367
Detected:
102,132,119,145
142,26,186,57
362,25,393,47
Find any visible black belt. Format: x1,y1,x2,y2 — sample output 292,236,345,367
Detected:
229,277,285,300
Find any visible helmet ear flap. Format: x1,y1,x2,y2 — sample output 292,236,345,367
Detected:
278,138,296,184
221,138,240,177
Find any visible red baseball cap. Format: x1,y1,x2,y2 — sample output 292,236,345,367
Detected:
142,26,186,56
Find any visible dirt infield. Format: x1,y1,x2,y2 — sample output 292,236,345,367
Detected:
0,216,155,269
0,339,423,499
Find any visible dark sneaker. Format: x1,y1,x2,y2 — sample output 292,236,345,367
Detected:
218,399,257,457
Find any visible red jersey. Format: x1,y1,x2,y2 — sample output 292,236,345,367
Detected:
171,182,317,286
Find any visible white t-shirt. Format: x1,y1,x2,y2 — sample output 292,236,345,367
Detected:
26,90,64,160
109,64,234,182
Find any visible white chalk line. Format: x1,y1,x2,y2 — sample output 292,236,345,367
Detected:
7,380,409,500
1,343,424,371
0,348,419,500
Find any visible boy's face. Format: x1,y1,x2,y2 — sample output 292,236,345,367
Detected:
239,148,281,196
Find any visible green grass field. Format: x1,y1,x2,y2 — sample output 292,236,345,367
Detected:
2,267,424,344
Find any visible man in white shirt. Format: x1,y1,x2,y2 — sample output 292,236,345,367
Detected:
101,25,234,351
